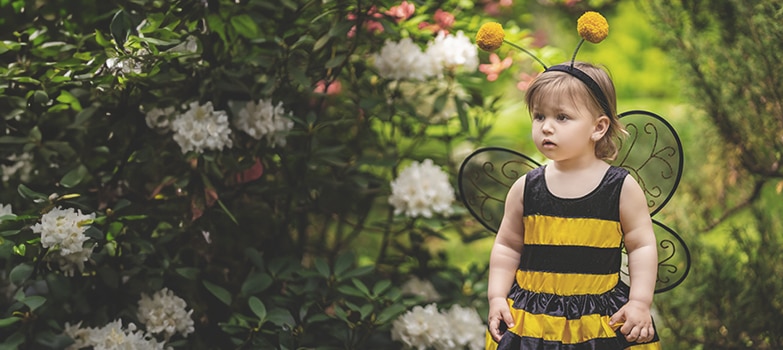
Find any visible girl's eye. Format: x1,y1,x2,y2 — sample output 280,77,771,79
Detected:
533,113,545,121
557,114,569,121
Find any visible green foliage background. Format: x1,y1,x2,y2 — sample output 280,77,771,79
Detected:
0,0,782,349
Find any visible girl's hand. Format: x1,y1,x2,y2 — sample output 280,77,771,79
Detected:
487,296,515,342
609,300,655,343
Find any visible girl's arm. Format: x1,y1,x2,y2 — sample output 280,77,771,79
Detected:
611,174,658,343
486,175,526,341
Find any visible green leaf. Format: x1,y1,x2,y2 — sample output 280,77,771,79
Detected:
0,316,21,328
248,296,267,320
17,184,47,201
372,280,392,296
351,278,370,296
359,303,373,319
56,90,82,111
175,267,200,280
60,164,88,188
230,14,260,39
22,296,46,311
337,265,374,281
244,248,265,270
110,10,135,49
376,303,408,324
0,136,29,144
94,29,111,47
10,263,33,285
333,252,353,277
206,14,227,44
313,257,330,278
336,285,366,298
240,273,273,296
203,280,232,306
324,54,346,69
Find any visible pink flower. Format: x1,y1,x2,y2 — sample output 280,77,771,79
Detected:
516,72,539,91
418,9,454,34
314,80,342,95
386,1,415,23
479,53,512,82
347,6,385,38
482,0,513,16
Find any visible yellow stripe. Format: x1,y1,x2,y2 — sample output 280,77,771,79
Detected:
516,270,619,295
523,215,622,248
484,330,498,350
506,303,618,344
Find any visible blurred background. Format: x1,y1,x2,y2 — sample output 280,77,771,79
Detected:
1,0,781,349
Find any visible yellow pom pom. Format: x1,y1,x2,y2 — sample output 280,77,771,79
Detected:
476,22,505,51
577,11,609,44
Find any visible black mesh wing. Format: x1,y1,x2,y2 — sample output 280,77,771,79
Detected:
620,219,692,293
614,110,684,216
457,147,541,233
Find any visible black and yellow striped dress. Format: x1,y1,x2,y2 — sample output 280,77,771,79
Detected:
487,166,661,350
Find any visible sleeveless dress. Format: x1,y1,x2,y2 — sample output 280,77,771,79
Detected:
486,166,661,350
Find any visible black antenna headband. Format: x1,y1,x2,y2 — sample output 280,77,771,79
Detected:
545,64,613,118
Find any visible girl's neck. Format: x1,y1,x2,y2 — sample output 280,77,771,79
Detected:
548,156,608,174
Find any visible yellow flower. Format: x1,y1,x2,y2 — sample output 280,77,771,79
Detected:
577,11,609,44
475,22,505,52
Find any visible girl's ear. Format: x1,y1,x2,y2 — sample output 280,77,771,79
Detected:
592,115,611,141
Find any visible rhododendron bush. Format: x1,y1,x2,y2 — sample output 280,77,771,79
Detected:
0,0,566,348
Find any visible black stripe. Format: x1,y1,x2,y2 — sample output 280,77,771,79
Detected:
497,333,623,349
507,281,629,319
520,245,621,274
523,166,628,221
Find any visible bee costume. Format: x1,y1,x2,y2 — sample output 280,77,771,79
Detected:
467,11,691,350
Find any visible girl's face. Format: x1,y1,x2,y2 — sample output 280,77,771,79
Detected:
530,90,608,164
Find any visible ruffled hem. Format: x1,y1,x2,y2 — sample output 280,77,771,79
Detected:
507,281,630,319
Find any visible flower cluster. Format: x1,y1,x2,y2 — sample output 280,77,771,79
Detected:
231,99,295,147
30,207,95,276
388,159,455,218
171,101,234,154
64,319,168,350
1,153,35,182
373,31,478,81
137,288,195,340
391,303,485,350
400,277,441,302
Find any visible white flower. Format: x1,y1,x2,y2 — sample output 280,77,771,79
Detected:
106,54,145,75
2,153,35,182
392,303,487,350
171,101,233,154
144,106,176,132
167,35,199,54
231,99,294,147
0,203,15,223
137,287,195,340
64,319,168,350
391,303,450,349
442,304,486,350
400,277,441,302
30,207,96,277
389,159,455,218
31,207,94,255
425,31,479,75
373,38,437,81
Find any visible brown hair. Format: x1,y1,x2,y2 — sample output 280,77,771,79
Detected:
524,61,626,160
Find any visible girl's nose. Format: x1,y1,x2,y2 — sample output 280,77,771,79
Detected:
541,119,554,134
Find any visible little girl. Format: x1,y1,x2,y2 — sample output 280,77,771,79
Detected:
485,61,661,349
